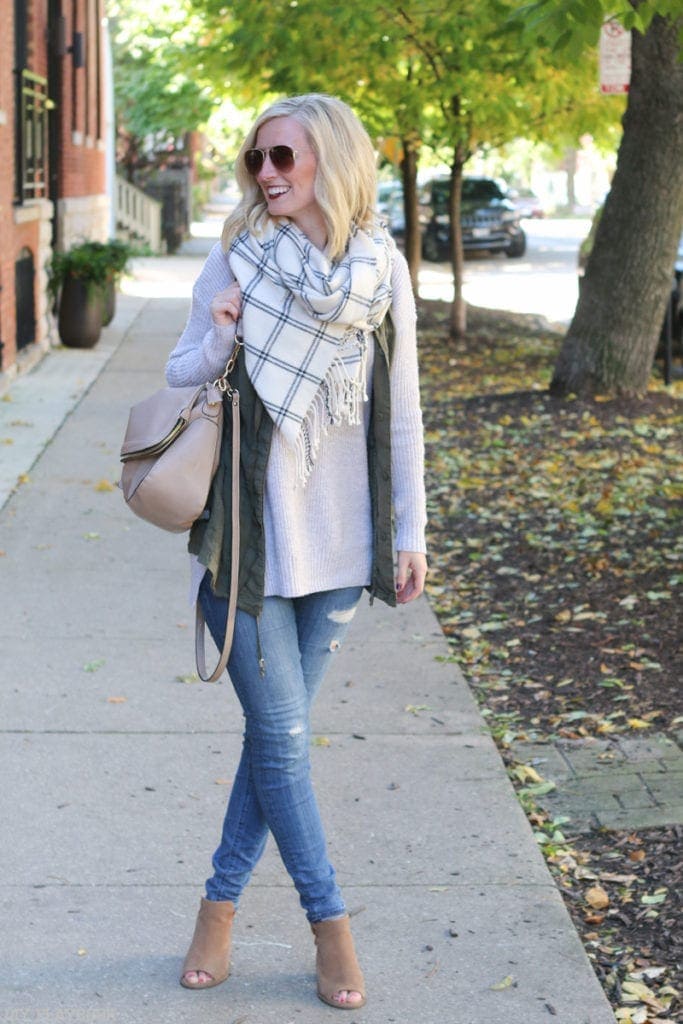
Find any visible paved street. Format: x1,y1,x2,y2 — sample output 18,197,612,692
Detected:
0,242,617,1023
418,217,591,324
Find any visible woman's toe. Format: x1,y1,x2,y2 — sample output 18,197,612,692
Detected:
182,969,213,986
333,989,363,1006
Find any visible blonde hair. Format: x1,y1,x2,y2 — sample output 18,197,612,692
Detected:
221,94,378,262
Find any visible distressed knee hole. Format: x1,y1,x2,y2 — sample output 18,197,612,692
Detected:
327,606,357,625
288,723,305,736
329,639,341,652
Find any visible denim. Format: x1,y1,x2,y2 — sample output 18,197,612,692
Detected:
198,572,363,923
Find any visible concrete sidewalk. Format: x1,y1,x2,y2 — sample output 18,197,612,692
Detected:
0,279,616,1022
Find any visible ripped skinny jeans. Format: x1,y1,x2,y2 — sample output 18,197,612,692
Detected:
198,573,363,923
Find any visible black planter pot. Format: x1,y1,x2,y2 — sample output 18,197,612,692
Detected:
102,277,116,326
57,274,105,348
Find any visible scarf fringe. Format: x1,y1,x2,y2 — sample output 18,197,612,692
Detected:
294,343,369,484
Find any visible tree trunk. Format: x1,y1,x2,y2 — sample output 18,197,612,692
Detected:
401,140,421,292
551,14,683,397
564,147,577,211
449,144,467,339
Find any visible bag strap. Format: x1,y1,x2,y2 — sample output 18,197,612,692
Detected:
194,341,242,682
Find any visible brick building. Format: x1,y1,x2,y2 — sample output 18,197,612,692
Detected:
0,0,109,383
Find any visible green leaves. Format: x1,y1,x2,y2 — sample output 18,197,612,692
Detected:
511,0,680,57
110,0,215,160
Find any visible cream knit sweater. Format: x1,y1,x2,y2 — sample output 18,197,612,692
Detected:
166,241,427,599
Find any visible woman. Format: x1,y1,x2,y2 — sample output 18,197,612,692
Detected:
166,93,427,1010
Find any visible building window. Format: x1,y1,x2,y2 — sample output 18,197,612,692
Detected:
71,0,80,135
15,248,36,351
14,0,28,71
14,70,50,203
94,0,103,140
85,0,92,138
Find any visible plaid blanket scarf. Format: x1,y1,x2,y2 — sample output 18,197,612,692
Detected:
228,219,393,481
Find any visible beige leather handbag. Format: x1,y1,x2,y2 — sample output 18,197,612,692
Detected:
119,344,241,681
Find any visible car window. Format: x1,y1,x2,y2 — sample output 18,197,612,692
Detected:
428,177,506,215
462,180,505,202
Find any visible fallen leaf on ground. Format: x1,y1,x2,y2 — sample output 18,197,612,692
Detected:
512,764,544,783
598,872,637,884
641,889,667,905
585,885,610,909
615,1009,646,1024
621,979,665,1010
628,967,667,981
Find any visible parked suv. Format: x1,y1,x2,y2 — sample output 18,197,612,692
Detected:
421,176,526,261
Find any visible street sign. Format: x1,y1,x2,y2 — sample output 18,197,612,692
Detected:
599,19,631,94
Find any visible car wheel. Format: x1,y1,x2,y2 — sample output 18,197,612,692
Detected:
422,229,444,262
506,231,526,258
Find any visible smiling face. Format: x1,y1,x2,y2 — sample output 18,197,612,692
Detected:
254,116,327,248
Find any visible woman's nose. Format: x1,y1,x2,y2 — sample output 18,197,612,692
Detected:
257,154,277,181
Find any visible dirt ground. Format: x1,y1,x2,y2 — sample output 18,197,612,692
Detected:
418,300,682,1023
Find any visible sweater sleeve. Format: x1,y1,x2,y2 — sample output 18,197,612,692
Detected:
165,242,238,387
389,250,428,554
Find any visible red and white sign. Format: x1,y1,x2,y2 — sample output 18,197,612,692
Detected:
599,19,631,94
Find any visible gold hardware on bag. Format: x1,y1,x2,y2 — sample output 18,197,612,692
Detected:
214,340,243,393
120,418,186,462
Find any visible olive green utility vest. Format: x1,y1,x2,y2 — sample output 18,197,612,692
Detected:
189,315,397,616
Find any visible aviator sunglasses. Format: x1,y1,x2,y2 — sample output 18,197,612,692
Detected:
244,145,302,175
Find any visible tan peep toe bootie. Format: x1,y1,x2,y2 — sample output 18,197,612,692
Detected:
311,915,366,1010
180,897,236,990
